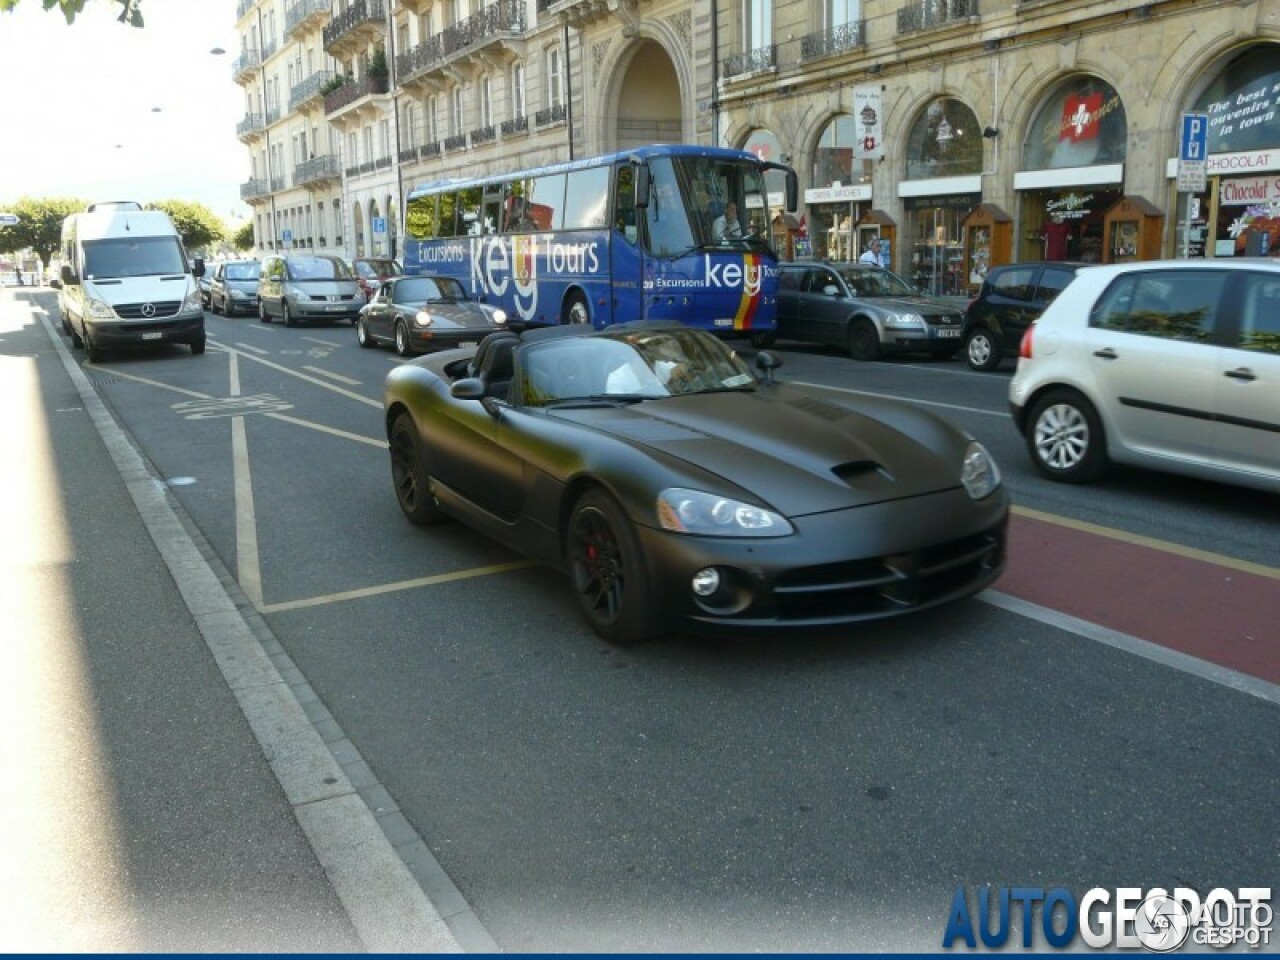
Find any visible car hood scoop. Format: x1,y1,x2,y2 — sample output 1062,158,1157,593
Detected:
555,386,958,515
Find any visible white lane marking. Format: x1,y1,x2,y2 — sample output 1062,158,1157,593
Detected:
303,365,361,386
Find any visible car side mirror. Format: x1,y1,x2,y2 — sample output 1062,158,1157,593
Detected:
450,377,485,400
193,257,205,278
48,278,62,290
755,350,782,383
60,264,78,286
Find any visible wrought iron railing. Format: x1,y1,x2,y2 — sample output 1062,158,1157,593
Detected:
395,0,523,84
500,115,528,137
443,133,469,151
294,154,341,186
722,44,776,80
240,178,270,201
534,103,566,127
323,0,386,50
421,141,442,158
799,21,864,59
399,146,421,163
236,113,265,139
285,0,330,35
233,48,261,78
289,70,335,111
236,0,255,20
897,0,977,34
323,74,390,114
470,125,496,145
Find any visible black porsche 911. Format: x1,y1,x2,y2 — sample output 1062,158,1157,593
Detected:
357,275,509,356
383,323,1008,644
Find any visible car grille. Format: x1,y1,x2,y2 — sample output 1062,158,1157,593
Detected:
115,301,182,319
925,313,964,327
770,524,1005,620
305,293,358,302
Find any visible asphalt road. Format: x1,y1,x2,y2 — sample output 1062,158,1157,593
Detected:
37,302,1280,950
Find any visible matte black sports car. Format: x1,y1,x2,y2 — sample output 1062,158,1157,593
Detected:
383,323,1008,644
357,275,508,356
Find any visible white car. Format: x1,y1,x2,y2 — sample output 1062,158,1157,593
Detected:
1009,259,1280,492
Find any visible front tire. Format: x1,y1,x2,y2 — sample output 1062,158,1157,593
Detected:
1027,389,1108,483
259,300,271,324
847,318,881,361
566,489,656,645
388,413,446,525
190,335,206,355
964,327,1002,371
356,317,374,348
281,302,295,327
394,320,413,357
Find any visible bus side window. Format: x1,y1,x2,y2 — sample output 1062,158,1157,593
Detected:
529,174,566,232
563,166,610,230
459,186,484,236
482,184,503,236
614,165,637,243
438,192,459,238
406,194,439,240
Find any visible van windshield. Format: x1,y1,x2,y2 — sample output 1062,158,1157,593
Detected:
83,237,187,280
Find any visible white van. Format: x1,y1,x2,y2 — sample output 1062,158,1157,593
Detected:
56,204,205,360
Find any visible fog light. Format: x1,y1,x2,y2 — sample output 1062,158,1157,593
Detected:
691,567,720,597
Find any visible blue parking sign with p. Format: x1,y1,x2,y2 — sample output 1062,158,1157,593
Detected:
1180,113,1208,162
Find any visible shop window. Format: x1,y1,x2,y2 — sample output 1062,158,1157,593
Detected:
1023,77,1127,171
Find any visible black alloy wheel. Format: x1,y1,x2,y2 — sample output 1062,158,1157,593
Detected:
389,413,446,525
847,318,882,361
566,489,656,645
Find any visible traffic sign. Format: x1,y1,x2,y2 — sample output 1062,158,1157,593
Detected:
282,229,293,243
1177,162,1207,193
0,213,19,226
1179,113,1209,162
372,217,387,234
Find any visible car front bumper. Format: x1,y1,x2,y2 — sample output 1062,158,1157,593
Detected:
633,485,1008,631
85,313,205,346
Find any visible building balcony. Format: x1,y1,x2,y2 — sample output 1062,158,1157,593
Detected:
236,112,266,141
294,154,342,187
897,0,978,35
443,133,468,151
323,74,391,121
722,44,776,80
798,20,865,61
323,0,386,57
395,0,525,88
285,0,330,39
421,141,442,159
534,103,566,127
500,115,528,137
289,69,336,112
470,124,497,145
261,35,279,61
241,178,271,202
236,0,255,21
399,145,421,163
232,47,261,83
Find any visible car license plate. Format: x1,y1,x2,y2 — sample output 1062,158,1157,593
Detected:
459,341,477,348
937,328,960,338
328,304,347,311
141,331,163,340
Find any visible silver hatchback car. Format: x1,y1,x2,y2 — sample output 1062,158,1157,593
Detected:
1009,259,1280,492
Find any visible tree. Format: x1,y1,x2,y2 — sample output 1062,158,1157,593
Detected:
0,0,143,26
146,199,225,255
231,220,255,252
0,196,86,272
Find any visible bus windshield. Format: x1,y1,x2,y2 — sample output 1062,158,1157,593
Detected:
82,237,187,280
646,155,773,256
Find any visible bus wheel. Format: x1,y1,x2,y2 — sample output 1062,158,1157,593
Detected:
562,291,590,326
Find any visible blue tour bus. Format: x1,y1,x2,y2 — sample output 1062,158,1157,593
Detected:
402,144,798,342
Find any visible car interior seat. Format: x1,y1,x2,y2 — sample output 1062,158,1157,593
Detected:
478,336,518,400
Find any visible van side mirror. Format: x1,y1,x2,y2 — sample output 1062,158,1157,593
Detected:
634,163,651,209
193,257,205,278
60,264,78,286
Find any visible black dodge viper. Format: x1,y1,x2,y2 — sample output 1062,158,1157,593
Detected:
383,322,1008,644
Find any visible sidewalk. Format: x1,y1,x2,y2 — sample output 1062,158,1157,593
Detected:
0,288,461,951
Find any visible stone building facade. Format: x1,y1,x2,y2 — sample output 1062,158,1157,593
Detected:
233,0,1280,293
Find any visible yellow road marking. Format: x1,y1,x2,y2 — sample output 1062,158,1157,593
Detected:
258,560,536,613
1011,504,1280,582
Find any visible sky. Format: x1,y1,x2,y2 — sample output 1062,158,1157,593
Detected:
0,0,250,223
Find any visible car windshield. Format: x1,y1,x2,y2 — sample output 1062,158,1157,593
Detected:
838,266,918,298
394,276,465,303
286,257,351,280
83,236,186,279
357,259,402,278
518,328,755,406
225,262,260,280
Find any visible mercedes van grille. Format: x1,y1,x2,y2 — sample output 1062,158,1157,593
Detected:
116,300,181,319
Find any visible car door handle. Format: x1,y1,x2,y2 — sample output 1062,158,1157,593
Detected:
1093,348,1118,360
1224,367,1256,382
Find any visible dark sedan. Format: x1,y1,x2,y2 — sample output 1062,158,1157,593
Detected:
384,323,1008,644
774,261,965,361
209,259,262,316
357,275,509,356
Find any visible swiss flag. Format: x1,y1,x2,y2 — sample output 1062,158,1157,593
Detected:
1060,93,1103,142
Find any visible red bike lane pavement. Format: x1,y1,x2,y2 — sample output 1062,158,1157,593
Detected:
996,507,1280,686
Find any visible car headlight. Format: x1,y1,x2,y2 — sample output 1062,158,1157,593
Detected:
884,312,926,329
960,441,1001,500
230,289,247,299
87,297,116,319
491,308,508,325
656,488,793,537
182,288,203,312
414,310,433,327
